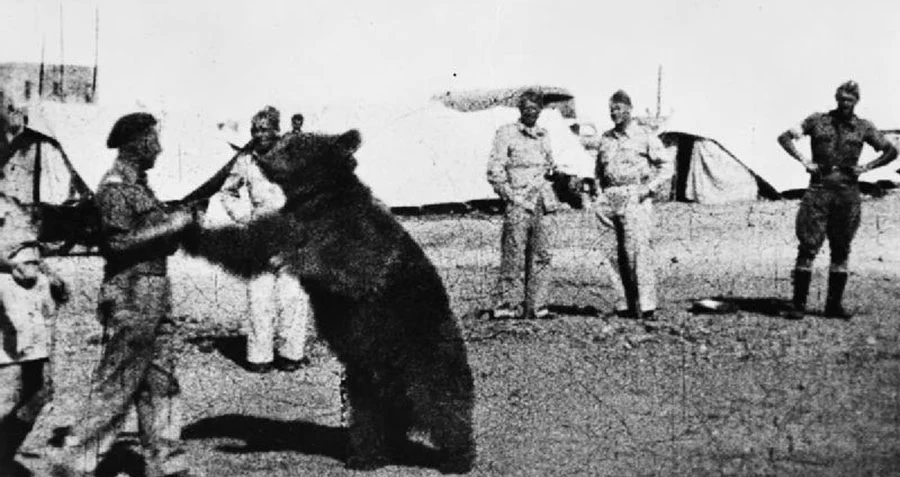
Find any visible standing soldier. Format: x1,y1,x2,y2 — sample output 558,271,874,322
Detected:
0,195,68,476
289,113,304,136
487,90,560,320
219,106,311,372
588,90,673,320
777,81,897,319
53,113,202,477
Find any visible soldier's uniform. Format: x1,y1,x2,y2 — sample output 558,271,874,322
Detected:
785,104,892,317
486,121,559,318
220,146,311,369
60,158,190,477
591,121,673,317
0,244,64,472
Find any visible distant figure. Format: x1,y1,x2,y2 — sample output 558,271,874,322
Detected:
486,89,560,320
220,106,312,373
290,113,304,135
586,90,674,320
0,196,68,475
777,81,897,320
52,113,203,477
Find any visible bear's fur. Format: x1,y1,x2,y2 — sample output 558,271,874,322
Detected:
183,130,475,473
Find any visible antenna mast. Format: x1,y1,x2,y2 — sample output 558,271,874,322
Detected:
656,64,662,118
58,1,65,99
39,35,46,97
92,6,99,101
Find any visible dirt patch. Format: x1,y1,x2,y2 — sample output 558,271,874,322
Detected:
18,194,900,476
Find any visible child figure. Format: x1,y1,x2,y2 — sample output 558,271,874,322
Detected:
0,240,69,474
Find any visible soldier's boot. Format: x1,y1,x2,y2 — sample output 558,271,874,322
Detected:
785,269,811,320
824,271,852,320
0,416,33,464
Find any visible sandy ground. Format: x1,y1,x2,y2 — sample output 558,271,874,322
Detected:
12,193,900,476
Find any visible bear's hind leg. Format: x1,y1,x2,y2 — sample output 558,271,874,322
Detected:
420,391,475,474
344,366,391,471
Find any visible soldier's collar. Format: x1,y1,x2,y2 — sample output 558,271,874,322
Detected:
517,121,545,138
828,109,858,123
110,156,145,184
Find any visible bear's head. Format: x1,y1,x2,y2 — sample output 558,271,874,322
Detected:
256,129,362,199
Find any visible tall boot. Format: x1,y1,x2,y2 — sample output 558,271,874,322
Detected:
824,271,852,319
786,269,811,320
0,416,34,464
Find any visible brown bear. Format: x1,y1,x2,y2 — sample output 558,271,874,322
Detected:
183,130,476,473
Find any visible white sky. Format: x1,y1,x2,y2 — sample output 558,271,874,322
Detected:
4,0,900,187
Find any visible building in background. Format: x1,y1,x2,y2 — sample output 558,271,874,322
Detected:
0,62,96,105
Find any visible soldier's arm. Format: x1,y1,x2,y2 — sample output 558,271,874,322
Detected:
486,128,513,201
644,133,675,196
98,186,195,254
777,119,818,173
857,126,898,173
38,261,69,304
542,133,560,179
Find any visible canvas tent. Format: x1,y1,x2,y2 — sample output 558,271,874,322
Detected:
658,129,781,203
272,93,594,210
6,101,237,251
26,101,238,201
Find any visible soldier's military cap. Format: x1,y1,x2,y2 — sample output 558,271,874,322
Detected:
836,81,860,100
610,90,632,107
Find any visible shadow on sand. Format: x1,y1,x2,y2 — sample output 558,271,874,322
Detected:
182,414,442,471
185,335,254,371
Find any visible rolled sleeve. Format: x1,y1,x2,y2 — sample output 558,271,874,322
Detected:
647,133,674,191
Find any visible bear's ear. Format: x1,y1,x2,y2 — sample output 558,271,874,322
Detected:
336,129,362,157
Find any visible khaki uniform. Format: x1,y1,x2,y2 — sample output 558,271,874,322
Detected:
0,271,58,467
220,150,310,365
62,159,188,477
487,121,559,314
590,122,673,314
0,195,61,469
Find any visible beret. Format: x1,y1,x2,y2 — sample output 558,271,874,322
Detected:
107,112,158,149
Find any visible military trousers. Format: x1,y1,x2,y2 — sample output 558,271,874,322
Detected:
595,191,658,313
795,185,861,272
496,203,552,314
64,273,187,477
246,267,311,365
0,359,51,464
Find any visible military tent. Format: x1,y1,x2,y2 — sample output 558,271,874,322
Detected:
261,94,594,211
658,129,781,203
26,101,238,201
11,101,237,251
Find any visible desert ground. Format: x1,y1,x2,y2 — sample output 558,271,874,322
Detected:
14,193,900,476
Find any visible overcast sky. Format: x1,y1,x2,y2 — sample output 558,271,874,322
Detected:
4,0,900,186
